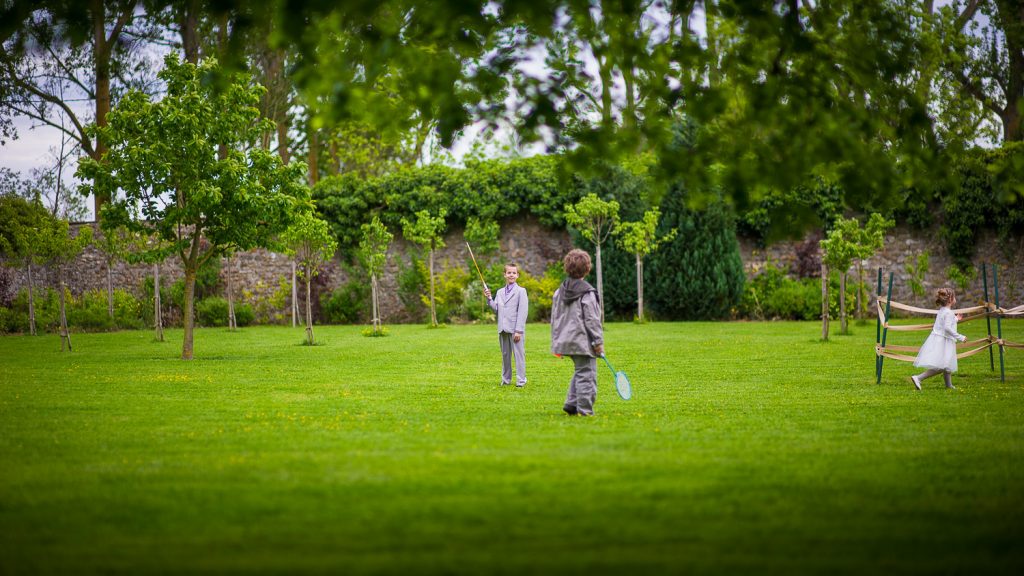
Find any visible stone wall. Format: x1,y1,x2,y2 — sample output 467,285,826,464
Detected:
2,220,1021,320
739,226,1024,308
0,217,573,323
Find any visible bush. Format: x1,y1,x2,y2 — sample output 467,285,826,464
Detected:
427,265,470,323
321,280,368,324
740,264,854,321
518,263,563,322
67,289,115,331
234,303,255,327
0,306,28,333
195,297,230,327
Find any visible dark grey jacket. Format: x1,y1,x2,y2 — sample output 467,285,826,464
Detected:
550,279,603,357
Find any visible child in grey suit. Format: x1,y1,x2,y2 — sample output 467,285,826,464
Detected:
550,249,603,416
484,263,529,387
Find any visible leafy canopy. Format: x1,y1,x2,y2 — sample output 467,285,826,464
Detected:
78,54,312,264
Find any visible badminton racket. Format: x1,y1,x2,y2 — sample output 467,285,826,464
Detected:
601,355,632,400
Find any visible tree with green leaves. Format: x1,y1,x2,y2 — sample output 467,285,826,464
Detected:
46,220,93,351
565,193,620,321
0,1,164,217
401,208,447,327
851,213,895,319
615,207,677,322
0,194,54,335
359,216,393,334
821,222,857,339
283,212,338,345
95,226,132,320
821,214,894,338
78,55,311,359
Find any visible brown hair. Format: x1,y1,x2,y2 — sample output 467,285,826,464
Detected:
563,249,592,279
504,263,519,273
935,287,956,307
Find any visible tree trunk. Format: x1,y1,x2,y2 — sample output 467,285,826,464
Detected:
855,261,864,320
308,122,319,185
92,0,110,218
58,269,71,352
840,271,848,335
821,262,829,341
182,266,197,360
106,257,114,319
998,0,1023,141
179,0,201,64
277,114,290,164
636,252,643,322
429,248,437,326
291,260,298,328
226,257,236,331
595,242,605,322
305,274,314,345
27,263,36,336
154,263,163,342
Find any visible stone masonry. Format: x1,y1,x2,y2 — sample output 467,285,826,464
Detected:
3,219,1022,321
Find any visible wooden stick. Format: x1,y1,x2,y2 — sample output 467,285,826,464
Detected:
465,242,487,291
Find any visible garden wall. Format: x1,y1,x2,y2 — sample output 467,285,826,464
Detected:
2,220,1022,322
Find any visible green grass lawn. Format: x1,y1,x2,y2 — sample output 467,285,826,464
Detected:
1,320,1023,575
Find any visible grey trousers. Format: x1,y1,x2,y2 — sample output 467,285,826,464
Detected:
565,355,597,415
916,368,954,388
499,332,526,385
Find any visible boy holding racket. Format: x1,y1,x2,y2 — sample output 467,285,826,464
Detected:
551,249,603,416
483,263,529,387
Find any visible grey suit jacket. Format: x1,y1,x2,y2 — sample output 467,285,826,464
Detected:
489,284,528,334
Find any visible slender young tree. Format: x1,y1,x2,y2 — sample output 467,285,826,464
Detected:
821,214,894,337
45,220,93,351
283,212,337,345
0,194,55,335
615,207,677,323
78,55,311,359
359,215,393,334
565,193,620,321
401,208,447,327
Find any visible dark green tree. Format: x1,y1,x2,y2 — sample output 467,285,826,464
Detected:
647,185,745,321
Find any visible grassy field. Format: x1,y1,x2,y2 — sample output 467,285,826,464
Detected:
1,320,1022,575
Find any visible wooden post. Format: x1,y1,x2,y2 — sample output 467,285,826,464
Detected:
58,270,71,352
821,262,829,340
154,263,163,342
876,272,894,384
994,263,1005,382
982,263,994,371
875,267,882,377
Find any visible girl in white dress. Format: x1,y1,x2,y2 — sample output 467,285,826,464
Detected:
911,287,967,390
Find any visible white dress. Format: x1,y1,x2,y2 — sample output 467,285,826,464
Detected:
914,307,967,372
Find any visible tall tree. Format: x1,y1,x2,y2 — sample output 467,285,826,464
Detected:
938,0,1024,142
78,55,312,359
0,1,162,217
